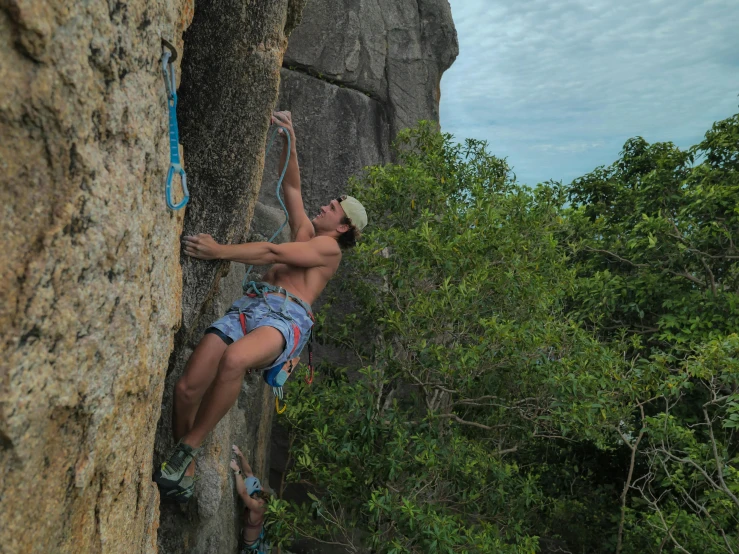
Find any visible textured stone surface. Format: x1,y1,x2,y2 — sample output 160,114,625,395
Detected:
284,0,387,99
175,0,291,332
1,0,302,552
284,0,458,135
383,0,458,135
0,1,193,552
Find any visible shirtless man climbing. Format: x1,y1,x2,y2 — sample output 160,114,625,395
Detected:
154,111,367,502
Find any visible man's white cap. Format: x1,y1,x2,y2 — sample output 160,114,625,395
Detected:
339,195,368,231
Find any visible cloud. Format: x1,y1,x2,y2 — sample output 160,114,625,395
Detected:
440,0,739,185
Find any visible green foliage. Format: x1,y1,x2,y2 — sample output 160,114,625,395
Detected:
271,114,739,553
566,114,739,349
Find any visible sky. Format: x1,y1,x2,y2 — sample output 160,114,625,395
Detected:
439,0,739,186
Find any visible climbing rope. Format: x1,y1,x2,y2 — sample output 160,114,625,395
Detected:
161,39,189,211
242,124,291,287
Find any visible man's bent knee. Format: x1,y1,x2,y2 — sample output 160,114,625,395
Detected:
175,376,205,405
218,346,253,381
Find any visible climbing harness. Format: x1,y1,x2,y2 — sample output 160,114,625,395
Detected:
238,281,316,413
161,39,189,211
241,527,268,554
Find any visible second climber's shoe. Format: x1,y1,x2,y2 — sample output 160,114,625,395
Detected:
153,441,201,491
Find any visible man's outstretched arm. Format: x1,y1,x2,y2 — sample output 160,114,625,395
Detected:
271,111,313,242
182,233,339,268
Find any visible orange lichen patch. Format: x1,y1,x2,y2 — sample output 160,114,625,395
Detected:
179,0,195,33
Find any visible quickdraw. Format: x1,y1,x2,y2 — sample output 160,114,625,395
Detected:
161,39,189,211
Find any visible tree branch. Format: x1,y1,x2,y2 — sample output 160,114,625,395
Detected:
438,413,508,431
583,246,649,267
616,404,646,554
703,408,739,510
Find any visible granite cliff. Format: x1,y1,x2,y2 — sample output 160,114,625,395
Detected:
0,1,456,552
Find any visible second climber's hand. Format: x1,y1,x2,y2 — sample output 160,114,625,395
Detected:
182,233,222,260
271,110,294,142
232,444,244,458
229,459,240,472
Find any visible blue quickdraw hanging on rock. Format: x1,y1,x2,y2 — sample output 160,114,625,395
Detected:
161,39,189,211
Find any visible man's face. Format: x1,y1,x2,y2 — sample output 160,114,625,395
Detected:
312,198,347,233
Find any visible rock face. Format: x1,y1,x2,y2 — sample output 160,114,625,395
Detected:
1,0,455,552
1,0,303,552
284,0,458,136
1,1,193,552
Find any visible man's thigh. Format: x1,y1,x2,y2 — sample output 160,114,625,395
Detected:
224,326,286,372
179,333,230,390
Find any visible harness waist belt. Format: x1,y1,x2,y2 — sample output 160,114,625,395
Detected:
245,281,313,318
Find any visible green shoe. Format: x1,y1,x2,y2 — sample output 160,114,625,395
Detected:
153,441,201,491
161,475,196,504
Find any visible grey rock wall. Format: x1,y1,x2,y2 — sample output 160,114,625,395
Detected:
284,0,458,134
252,0,458,241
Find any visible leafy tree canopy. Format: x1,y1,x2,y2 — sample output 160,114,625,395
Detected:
267,113,739,554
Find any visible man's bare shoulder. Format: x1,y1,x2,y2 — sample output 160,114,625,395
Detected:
308,235,342,255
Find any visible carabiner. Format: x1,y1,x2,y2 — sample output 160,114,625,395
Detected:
275,396,287,415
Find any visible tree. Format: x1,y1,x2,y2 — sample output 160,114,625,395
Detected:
565,113,739,553
268,113,739,554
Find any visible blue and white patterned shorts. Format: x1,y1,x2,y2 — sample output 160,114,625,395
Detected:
206,293,313,371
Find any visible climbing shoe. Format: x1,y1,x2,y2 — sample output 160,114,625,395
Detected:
161,475,196,504
153,441,201,491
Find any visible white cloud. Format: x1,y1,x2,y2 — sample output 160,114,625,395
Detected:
440,0,739,185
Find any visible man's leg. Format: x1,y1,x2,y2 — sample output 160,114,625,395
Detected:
172,333,229,476
181,325,285,449
155,326,284,493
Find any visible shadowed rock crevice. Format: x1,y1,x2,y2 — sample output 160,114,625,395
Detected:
282,61,381,100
